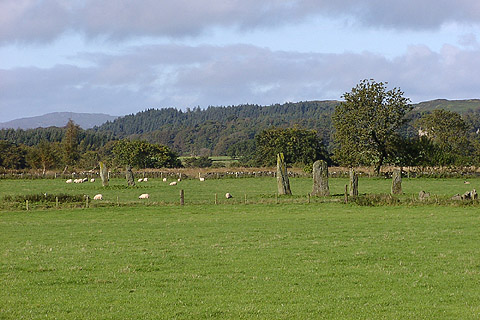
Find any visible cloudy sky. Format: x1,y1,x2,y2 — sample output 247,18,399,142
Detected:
1,0,480,122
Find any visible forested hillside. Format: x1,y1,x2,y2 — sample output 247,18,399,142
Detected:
2,99,480,160
94,101,338,155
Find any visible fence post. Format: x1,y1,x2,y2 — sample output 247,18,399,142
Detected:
180,189,184,206
215,193,218,205
56,197,59,209
26,200,29,211
85,195,89,208
344,185,348,204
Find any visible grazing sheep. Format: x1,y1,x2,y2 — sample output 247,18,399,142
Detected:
93,194,103,200
162,178,167,182
90,178,95,182
74,179,82,183
138,178,143,182
66,179,73,184
177,178,181,182
464,181,471,184
199,177,205,182
143,178,148,182
225,193,233,199
138,193,149,199
169,181,177,186
82,178,88,183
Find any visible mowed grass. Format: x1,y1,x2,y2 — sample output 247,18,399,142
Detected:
1,177,480,318
2,202,480,319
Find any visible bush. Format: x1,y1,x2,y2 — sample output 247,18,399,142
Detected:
3,193,84,203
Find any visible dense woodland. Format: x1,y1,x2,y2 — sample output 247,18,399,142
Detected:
2,98,480,172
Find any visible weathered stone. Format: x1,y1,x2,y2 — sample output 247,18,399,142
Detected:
451,194,462,201
418,190,430,201
312,160,330,196
391,168,402,195
276,153,292,195
349,168,358,197
126,165,135,186
99,161,109,187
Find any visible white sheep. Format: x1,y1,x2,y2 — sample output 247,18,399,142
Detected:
162,178,167,182
66,179,73,184
138,178,144,182
169,181,177,186
225,193,233,199
90,178,95,183
177,178,181,182
199,177,205,182
82,178,88,183
143,178,148,182
93,194,103,200
138,193,149,199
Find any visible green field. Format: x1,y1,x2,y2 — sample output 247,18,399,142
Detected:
0,176,479,209
1,177,480,319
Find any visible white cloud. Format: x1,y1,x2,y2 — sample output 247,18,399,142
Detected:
2,43,480,121
1,0,480,44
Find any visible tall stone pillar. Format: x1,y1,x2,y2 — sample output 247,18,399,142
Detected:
312,160,330,196
349,168,358,197
276,153,292,195
391,168,402,195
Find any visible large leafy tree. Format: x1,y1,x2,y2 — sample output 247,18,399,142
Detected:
254,127,328,166
333,79,412,174
62,119,80,167
415,109,472,165
112,140,181,169
0,140,26,169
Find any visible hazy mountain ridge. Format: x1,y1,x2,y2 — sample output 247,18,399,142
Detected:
0,112,118,130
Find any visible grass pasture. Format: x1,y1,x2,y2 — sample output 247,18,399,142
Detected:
1,177,480,318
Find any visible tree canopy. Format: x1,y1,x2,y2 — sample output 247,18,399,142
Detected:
254,127,328,166
333,79,412,173
112,140,181,169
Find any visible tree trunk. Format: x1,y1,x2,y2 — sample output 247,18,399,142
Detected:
276,153,292,195
312,160,330,196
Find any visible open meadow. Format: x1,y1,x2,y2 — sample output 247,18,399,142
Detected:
2,176,480,319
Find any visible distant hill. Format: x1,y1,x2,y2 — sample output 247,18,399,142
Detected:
0,112,118,130
1,99,479,156
413,99,480,113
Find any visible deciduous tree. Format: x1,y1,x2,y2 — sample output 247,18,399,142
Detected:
333,79,411,174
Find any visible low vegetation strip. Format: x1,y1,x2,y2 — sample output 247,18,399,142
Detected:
1,204,480,319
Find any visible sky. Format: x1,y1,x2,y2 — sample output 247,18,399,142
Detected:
1,1,480,122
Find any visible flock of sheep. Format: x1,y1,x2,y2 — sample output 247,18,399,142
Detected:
64,175,232,202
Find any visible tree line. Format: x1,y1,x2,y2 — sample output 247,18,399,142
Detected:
2,82,480,172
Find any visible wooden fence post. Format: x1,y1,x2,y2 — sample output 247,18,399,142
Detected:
180,189,185,206
344,185,348,204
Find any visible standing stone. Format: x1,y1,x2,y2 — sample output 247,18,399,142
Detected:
349,168,358,197
312,160,330,196
99,161,109,187
276,153,292,195
126,165,135,186
391,168,402,195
